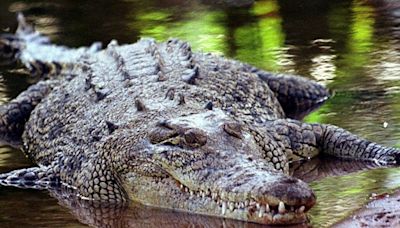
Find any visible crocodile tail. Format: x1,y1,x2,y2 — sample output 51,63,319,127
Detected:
16,12,35,35
0,13,47,59
0,14,24,59
1,13,102,78
313,123,400,165
0,166,60,190
0,34,21,60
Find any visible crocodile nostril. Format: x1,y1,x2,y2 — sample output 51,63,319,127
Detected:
183,128,207,147
223,122,243,139
282,178,299,184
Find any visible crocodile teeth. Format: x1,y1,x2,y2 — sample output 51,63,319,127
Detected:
278,201,286,214
176,183,297,217
212,192,217,200
229,202,234,211
220,192,226,199
258,205,266,217
221,201,227,215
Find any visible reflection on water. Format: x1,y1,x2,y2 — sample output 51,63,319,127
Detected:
0,0,400,227
309,167,400,227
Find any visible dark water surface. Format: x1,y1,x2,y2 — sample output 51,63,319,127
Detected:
0,0,400,227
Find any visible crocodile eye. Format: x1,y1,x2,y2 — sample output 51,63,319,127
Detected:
183,129,207,147
223,122,243,139
149,122,179,144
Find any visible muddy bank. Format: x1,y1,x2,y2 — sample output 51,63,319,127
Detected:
334,190,400,227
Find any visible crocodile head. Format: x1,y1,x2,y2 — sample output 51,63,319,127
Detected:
117,109,316,225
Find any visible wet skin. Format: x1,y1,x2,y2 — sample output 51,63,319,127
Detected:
0,13,399,225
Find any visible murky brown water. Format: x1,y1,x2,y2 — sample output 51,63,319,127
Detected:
0,0,400,227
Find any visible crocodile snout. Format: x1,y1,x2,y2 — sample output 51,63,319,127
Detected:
264,175,316,210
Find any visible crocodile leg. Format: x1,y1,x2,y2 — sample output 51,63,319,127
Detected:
0,13,101,78
265,119,400,165
0,80,58,146
246,66,330,119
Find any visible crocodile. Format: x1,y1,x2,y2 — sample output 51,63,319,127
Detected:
0,14,399,225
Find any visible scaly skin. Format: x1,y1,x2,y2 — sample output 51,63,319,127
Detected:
0,14,399,225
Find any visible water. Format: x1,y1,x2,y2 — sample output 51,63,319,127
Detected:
0,0,400,227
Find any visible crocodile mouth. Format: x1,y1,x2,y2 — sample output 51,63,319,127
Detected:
123,170,313,225
131,144,316,225
173,180,310,224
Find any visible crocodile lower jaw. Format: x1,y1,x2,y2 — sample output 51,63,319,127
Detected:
123,173,311,225
175,181,308,224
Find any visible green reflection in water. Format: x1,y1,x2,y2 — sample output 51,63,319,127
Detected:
252,0,279,15
309,168,400,227
135,10,171,40
305,0,376,125
132,6,227,54
235,0,285,71
330,0,375,87
303,2,400,227
350,0,374,55
137,11,170,21
130,0,286,70
166,11,227,53
303,110,323,123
